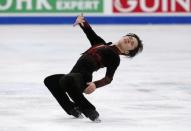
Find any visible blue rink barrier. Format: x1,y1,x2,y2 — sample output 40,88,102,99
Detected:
0,16,191,24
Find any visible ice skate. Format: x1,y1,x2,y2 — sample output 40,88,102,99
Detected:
69,107,84,119
83,109,101,122
92,117,101,123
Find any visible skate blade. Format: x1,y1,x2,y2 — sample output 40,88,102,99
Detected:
78,114,84,119
93,118,101,123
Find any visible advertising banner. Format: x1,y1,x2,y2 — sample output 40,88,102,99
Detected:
0,0,104,13
113,0,191,14
0,0,191,24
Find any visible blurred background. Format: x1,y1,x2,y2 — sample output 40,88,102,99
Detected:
0,0,191,131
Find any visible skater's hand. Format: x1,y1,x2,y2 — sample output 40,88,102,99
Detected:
84,82,96,94
73,13,85,27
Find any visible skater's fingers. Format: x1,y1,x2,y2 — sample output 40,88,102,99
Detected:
73,14,85,27
86,82,91,85
84,88,91,94
73,21,84,27
73,19,85,27
84,87,91,94
84,90,92,94
73,22,78,27
84,91,90,94
84,84,96,94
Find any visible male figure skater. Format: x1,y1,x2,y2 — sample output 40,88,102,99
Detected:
44,14,143,122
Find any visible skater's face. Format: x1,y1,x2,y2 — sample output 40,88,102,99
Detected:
118,36,138,53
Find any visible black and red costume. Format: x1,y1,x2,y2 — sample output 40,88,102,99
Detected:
44,19,121,118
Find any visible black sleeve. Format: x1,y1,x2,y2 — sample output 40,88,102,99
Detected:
94,58,120,88
80,19,106,46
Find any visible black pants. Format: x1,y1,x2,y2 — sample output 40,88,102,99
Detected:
44,73,96,115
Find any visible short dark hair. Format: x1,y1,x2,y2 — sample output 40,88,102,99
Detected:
124,33,143,58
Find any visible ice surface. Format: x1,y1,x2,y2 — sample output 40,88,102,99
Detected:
0,25,191,131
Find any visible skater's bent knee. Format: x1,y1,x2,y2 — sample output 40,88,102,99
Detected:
59,75,75,87
44,74,64,87
59,75,70,86
44,76,51,86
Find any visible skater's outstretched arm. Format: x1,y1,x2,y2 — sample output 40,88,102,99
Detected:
73,14,106,46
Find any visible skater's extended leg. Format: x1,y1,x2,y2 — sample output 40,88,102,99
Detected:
59,73,100,121
67,86,100,122
59,73,95,110
44,74,75,115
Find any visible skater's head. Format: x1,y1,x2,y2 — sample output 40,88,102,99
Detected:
117,33,143,58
